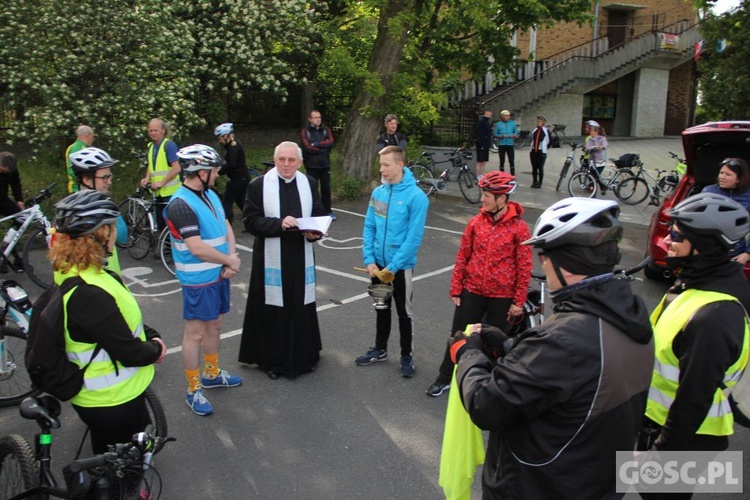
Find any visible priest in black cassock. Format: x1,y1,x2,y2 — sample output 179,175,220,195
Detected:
238,141,326,379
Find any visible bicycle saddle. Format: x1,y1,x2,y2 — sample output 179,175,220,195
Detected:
20,395,62,429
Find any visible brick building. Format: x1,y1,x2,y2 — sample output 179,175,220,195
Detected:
469,0,700,137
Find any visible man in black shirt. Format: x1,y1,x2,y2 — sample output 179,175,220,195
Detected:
300,110,335,219
0,152,25,273
214,123,249,224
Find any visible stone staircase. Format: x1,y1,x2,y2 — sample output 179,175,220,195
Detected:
461,21,701,115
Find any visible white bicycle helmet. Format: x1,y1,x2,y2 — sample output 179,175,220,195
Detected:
667,192,750,248
586,120,600,128
214,123,233,137
523,197,622,249
69,147,118,176
54,190,119,238
177,144,225,172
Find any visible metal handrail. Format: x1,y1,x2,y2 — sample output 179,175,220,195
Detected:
480,18,697,106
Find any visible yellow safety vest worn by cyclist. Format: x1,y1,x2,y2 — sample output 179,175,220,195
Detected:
63,266,154,407
647,289,750,436
147,139,180,198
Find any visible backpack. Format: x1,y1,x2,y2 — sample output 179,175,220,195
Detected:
24,277,102,401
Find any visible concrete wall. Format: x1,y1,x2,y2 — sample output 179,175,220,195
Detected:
525,94,585,136
631,68,670,137
613,73,636,136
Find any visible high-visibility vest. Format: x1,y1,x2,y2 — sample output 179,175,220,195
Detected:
62,266,154,407
147,139,180,198
167,187,228,286
646,289,750,436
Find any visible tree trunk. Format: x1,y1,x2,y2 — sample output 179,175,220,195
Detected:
340,0,411,182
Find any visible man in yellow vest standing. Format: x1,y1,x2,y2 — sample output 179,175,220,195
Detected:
643,194,750,468
140,118,181,237
65,125,95,194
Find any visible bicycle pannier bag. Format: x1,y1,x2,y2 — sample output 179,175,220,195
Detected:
24,277,102,401
614,153,638,168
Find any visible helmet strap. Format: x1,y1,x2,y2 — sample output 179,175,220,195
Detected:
551,259,568,287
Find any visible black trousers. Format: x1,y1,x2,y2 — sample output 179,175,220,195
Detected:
497,146,515,174
73,392,149,454
155,196,170,233
434,291,513,384
530,151,547,184
373,268,414,357
223,175,249,224
306,167,331,214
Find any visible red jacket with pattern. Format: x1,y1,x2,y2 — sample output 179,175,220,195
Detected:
450,201,533,306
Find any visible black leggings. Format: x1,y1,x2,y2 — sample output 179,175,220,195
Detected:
497,146,515,174
434,291,513,384
530,151,547,184
72,392,149,454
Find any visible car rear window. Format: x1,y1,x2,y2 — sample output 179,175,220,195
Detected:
692,133,750,187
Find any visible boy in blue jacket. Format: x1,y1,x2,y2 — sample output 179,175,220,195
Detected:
356,146,429,378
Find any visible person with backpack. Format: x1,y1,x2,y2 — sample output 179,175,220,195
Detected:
48,190,166,454
641,193,750,465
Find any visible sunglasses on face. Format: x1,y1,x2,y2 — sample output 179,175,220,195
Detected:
668,227,686,243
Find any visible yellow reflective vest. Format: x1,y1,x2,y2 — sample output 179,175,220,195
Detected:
62,266,154,407
147,139,180,198
646,289,750,436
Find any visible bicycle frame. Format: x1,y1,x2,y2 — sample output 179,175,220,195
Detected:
0,206,51,263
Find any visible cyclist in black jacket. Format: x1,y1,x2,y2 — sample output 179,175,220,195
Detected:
214,123,249,224
451,198,653,499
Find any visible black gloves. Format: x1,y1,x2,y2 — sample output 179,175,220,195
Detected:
449,324,510,363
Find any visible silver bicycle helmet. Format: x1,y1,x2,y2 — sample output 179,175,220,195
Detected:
69,147,118,175
177,144,225,172
667,192,750,248
54,190,120,238
523,197,622,249
214,123,233,137
585,120,600,128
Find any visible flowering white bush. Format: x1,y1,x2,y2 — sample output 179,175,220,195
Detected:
0,0,322,153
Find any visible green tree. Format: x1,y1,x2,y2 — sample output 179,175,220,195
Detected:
696,2,750,120
0,0,322,154
331,0,593,181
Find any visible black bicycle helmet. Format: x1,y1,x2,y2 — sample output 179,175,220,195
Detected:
69,147,118,176
667,192,750,248
523,197,622,249
54,190,120,238
177,144,225,172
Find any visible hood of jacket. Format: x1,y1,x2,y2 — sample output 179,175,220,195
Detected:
384,166,418,190
552,275,653,344
480,200,524,224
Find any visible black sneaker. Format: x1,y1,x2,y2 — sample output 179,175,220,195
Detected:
400,355,415,378
355,347,387,366
426,381,450,397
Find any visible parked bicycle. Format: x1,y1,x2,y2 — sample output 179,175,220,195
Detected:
614,159,681,207
0,280,38,407
555,142,590,192
0,393,172,499
0,183,57,290
408,147,481,203
118,184,174,275
512,130,531,150
549,124,566,148
567,155,635,201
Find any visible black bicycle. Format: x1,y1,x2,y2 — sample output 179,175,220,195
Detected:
555,142,589,192
0,391,171,499
408,147,481,204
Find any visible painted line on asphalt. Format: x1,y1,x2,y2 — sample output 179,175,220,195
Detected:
163,264,455,355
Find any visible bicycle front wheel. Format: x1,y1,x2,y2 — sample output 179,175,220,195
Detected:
158,227,175,277
22,227,53,290
556,160,571,192
458,170,481,204
0,434,39,495
615,176,650,205
127,202,153,260
409,164,436,197
0,324,39,408
144,387,169,454
568,172,597,198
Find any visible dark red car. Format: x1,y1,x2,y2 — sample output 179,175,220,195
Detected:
645,121,750,280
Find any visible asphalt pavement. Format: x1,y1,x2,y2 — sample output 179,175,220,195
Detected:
1,137,748,499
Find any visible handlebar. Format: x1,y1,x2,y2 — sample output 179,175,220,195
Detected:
613,257,652,281
24,182,56,207
668,151,686,163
